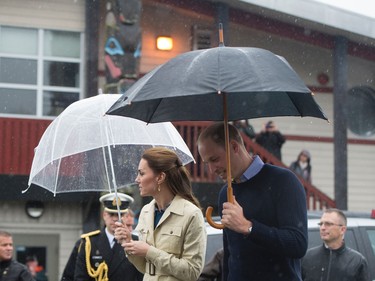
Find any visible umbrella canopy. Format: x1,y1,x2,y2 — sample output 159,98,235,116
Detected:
26,94,194,196
107,46,327,122
106,45,328,228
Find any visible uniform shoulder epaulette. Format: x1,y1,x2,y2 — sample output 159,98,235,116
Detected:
81,230,100,238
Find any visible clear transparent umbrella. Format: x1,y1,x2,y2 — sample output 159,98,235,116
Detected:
25,94,194,201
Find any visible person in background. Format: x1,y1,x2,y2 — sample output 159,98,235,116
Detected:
302,208,369,281
114,147,207,281
197,122,307,281
197,248,224,281
0,230,34,281
255,120,285,160
74,193,143,281
25,256,47,281
233,120,256,140
61,209,138,281
289,149,312,183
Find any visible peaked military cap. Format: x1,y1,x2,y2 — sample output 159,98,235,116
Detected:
99,192,134,213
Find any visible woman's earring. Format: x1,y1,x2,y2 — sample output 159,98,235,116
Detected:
158,184,161,192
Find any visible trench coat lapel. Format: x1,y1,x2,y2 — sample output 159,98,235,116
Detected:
143,200,156,245
156,196,184,228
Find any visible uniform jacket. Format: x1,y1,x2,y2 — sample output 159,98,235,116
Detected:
301,243,370,281
74,229,143,281
128,195,207,281
0,260,35,281
61,239,81,281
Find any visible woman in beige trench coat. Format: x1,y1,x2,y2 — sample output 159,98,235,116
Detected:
115,147,207,281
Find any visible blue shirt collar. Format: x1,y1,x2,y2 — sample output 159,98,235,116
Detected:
236,155,264,183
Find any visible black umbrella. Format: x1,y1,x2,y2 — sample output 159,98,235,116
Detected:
107,31,328,229
107,48,326,122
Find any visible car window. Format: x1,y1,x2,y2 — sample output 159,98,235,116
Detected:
307,229,321,248
343,229,358,250
308,228,358,251
206,233,223,264
366,229,375,257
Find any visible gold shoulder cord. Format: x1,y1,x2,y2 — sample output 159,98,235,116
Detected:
81,230,109,281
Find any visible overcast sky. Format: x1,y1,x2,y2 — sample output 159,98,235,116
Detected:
241,0,375,39
314,0,375,18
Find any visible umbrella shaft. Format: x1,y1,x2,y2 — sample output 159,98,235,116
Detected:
223,94,233,203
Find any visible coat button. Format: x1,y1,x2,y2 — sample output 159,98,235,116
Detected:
170,231,173,234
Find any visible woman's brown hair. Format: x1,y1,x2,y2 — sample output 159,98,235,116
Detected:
141,147,201,208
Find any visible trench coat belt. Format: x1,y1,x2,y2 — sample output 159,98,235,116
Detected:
145,261,161,276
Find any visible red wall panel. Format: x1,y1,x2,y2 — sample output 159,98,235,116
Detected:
0,118,51,175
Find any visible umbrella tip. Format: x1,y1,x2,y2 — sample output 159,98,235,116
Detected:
218,23,225,47
21,185,30,194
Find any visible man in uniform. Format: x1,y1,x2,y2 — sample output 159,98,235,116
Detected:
74,193,143,281
61,208,138,281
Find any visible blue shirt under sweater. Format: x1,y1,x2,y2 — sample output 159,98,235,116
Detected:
219,160,308,281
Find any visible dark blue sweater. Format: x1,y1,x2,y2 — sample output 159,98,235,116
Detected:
219,164,308,281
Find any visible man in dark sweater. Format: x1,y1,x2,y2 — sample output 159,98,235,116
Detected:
197,122,308,281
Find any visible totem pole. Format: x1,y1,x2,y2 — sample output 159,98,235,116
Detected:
104,0,142,93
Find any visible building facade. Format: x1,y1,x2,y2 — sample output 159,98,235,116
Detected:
1,0,375,280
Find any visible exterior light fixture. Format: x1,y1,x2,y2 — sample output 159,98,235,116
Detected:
156,36,173,51
25,201,45,219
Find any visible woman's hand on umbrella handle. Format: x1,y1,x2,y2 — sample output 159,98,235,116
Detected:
206,206,225,229
114,221,131,243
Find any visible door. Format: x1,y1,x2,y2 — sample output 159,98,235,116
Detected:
13,233,59,281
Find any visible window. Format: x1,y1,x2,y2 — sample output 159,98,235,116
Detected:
367,229,375,257
0,26,83,117
192,25,212,50
307,228,357,250
347,86,375,136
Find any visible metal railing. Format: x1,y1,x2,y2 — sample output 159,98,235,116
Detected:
173,121,336,210
0,117,335,210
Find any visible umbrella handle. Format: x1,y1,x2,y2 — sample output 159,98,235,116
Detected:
206,184,234,229
206,206,225,229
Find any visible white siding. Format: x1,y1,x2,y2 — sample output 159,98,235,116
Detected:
0,0,85,31
0,202,83,280
347,144,375,210
249,88,375,212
